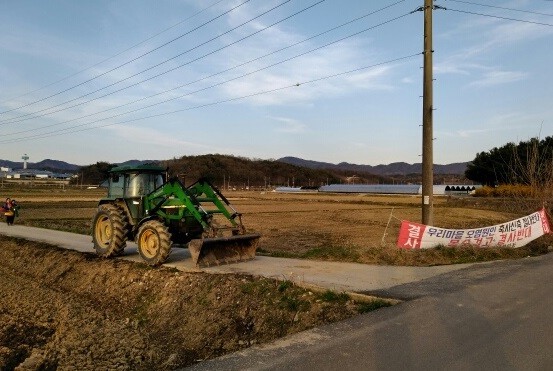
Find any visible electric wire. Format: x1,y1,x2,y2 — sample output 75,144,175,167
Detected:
0,0,253,115
5,1,548,150
0,0,301,124
5,7,414,140
445,0,553,17
0,0,227,104
3,0,408,136
445,8,553,27
0,53,421,144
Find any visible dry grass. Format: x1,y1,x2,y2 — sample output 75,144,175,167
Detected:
3,186,550,266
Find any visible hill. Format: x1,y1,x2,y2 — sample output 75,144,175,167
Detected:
0,159,157,176
160,154,391,188
3,155,470,186
0,159,80,172
278,157,468,176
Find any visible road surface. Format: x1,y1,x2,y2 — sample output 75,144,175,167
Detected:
0,223,471,292
188,252,553,370
4,224,550,370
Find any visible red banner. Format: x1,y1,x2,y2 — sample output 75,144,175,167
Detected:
397,208,551,249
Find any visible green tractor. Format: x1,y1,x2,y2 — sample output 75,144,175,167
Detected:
92,164,260,267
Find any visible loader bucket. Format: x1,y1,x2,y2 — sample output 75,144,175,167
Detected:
188,233,261,267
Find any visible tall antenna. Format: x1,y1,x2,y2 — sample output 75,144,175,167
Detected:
22,154,29,170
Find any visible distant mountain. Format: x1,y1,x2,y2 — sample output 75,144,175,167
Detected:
35,159,80,172
0,158,161,173
0,159,80,172
116,159,158,167
1,156,469,180
278,157,468,176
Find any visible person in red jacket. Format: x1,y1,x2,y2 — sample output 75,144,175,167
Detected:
2,198,16,225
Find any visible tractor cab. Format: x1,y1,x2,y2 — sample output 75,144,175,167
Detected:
107,164,165,198
103,164,166,221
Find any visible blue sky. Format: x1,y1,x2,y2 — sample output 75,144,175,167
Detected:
0,0,552,166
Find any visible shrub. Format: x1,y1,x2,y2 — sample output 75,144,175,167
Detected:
474,184,536,198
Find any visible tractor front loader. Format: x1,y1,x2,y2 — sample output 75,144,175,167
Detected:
92,164,260,267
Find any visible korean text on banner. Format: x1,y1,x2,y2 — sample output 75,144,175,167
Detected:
397,208,551,249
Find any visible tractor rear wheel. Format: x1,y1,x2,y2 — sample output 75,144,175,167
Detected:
92,204,128,257
137,220,172,266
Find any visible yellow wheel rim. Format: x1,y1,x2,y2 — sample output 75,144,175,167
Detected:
139,229,159,259
96,216,112,246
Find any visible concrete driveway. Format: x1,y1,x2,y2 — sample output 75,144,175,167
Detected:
0,223,472,293
4,223,551,370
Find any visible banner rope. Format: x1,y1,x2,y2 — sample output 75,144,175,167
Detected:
381,208,404,245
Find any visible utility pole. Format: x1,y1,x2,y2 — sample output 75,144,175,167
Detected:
422,0,434,225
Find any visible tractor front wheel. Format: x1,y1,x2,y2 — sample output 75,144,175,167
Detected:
137,220,172,266
92,204,128,257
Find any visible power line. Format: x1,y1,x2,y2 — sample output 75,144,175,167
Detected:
0,0,227,104
0,0,300,125
445,0,553,17
0,0,331,126
0,53,421,144
3,0,408,135
445,7,553,27
0,0,253,115
4,5,414,140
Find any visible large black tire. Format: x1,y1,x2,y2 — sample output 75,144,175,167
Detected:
137,220,172,266
92,204,129,257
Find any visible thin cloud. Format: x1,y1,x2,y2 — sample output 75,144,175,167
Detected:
456,128,492,138
344,66,393,90
269,116,306,133
206,1,396,106
468,70,527,88
0,30,93,67
434,8,553,78
217,41,393,105
440,110,543,138
434,60,476,75
104,124,213,150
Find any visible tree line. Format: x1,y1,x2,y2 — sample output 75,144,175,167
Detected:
74,153,478,188
72,154,390,188
465,136,553,188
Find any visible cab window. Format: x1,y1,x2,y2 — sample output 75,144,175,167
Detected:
109,174,125,198
127,173,163,197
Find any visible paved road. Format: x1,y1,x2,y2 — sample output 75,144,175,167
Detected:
4,224,551,370
0,223,471,292
188,252,553,370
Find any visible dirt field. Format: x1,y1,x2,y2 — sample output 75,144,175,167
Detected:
12,188,551,265
0,236,391,370
1,187,550,369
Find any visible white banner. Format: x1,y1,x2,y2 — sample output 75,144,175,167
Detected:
397,208,551,249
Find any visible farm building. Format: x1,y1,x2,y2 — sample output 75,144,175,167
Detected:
3,169,72,180
273,186,319,193
275,184,481,195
